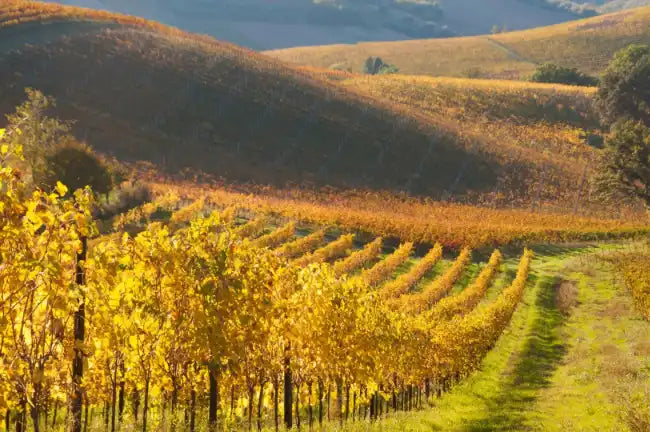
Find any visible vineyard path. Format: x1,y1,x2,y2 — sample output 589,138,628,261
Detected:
338,243,650,432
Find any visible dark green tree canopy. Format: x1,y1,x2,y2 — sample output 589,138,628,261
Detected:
33,138,114,196
594,121,650,207
363,56,399,75
531,63,598,87
595,44,650,127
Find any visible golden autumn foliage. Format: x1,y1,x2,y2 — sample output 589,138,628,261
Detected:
378,244,443,300
426,249,503,322
421,250,534,381
268,7,650,79
274,229,326,258
609,251,650,321
293,233,355,267
394,248,472,314
332,237,383,277
252,222,296,249
357,242,414,287
150,182,649,249
0,124,539,430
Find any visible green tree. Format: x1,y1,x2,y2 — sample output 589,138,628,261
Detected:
33,138,113,196
5,88,72,172
593,44,650,207
363,56,398,75
595,44,650,127
531,63,598,87
363,57,382,74
593,121,649,207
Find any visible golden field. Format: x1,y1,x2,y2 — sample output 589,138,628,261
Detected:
266,6,650,79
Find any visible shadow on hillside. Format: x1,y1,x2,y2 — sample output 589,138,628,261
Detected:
462,274,568,431
0,23,522,200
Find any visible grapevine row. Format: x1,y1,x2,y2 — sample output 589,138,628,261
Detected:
292,234,355,267
425,249,503,322
424,250,533,382
169,197,207,226
356,242,413,287
112,192,180,230
274,229,326,258
394,247,472,313
378,243,443,299
332,237,383,277
252,222,296,249
608,251,650,320
233,216,267,239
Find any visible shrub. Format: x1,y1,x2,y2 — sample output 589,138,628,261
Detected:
531,63,598,86
33,138,113,195
95,182,152,220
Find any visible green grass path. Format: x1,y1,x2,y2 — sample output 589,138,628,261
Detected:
332,245,650,432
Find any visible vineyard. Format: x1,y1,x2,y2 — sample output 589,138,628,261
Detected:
2,125,649,430
1,2,649,431
341,75,599,162
0,132,543,432
146,182,649,249
267,6,650,79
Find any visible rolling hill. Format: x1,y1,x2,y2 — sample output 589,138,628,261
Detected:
266,6,650,79
0,0,505,200
0,1,615,209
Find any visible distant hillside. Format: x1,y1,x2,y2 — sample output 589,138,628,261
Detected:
0,1,610,207
596,0,650,12
0,1,499,200
49,0,588,50
266,6,650,79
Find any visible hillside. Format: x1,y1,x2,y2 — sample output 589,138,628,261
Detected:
0,1,624,209
336,75,604,207
340,76,599,161
0,1,501,200
266,6,650,79
50,0,587,50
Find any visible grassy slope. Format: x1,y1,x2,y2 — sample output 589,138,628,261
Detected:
266,6,650,79
0,1,502,199
323,244,650,431
339,75,602,205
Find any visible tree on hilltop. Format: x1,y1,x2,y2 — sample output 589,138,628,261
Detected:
531,63,598,87
363,56,399,75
